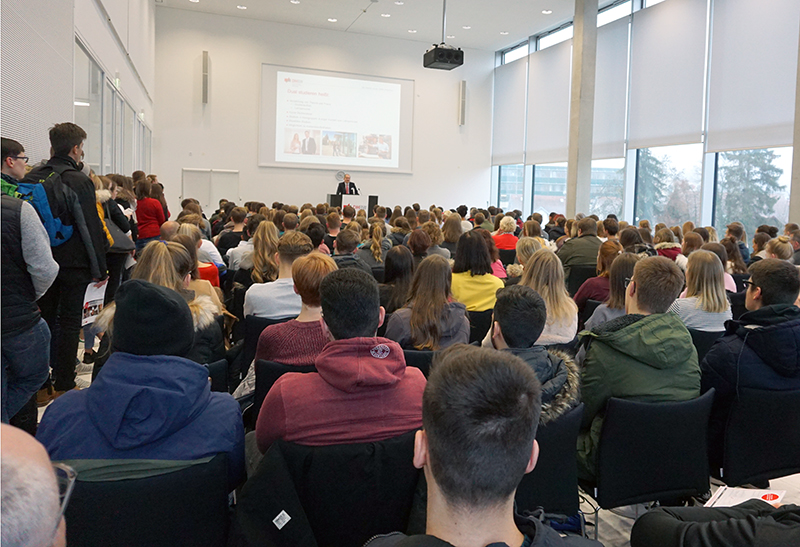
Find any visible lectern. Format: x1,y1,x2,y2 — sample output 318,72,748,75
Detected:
327,194,379,214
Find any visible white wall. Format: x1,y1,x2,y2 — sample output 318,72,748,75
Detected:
154,7,495,211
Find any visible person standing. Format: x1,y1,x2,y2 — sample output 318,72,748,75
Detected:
2,194,58,422
302,130,317,155
1,137,27,197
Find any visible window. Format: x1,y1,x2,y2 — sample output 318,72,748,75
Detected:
597,1,631,27
102,82,115,174
532,162,567,217
644,0,666,7
498,164,525,211
589,158,625,218
123,105,135,175
538,25,573,50
713,147,793,241
74,43,103,173
634,143,703,227
503,42,528,64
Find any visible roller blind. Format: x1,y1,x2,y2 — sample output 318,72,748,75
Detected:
706,0,800,152
627,0,707,149
491,57,528,165
593,18,629,160
526,39,572,165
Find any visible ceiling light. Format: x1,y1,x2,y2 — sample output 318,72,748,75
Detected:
328,18,337,22
500,31,509,35
462,25,471,29
542,9,553,14
447,35,455,39
408,29,417,33
394,1,404,4
381,13,391,17
290,0,300,3
189,0,199,3
236,5,247,9
74,101,90,107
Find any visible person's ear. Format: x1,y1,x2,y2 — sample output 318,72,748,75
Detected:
752,285,762,302
524,439,540,474
274,252,281,265
412,429,428,470
293,283,299,295
320,315,334,342
377,306,386,329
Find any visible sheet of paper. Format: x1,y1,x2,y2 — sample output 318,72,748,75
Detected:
82,280,108,327
705,486,786,507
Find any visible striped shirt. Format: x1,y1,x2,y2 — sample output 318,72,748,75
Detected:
668,296,731,332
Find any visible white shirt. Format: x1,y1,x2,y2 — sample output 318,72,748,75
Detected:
243,278,301,319
226,240,253,272
199,239,224,266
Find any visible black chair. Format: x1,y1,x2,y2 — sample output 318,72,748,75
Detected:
499,249,517,267
377,312,391,337
582,389,715,510
516,403,584,516
205,359,229,392
66,454,229,547
687,328,725,363
732,273,750,293
468,309,494,344
402,349,434,378
230,286,248,342
729,289,747,320
242,315,293,377
371,266,385,283
579,299,603,331
716,388,800,486
567,264,598,296
250,359,317,428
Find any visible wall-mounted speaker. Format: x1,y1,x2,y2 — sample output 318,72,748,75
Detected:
458,80,466,126
202,51,209,104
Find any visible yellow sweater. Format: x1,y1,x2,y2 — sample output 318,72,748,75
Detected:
451,271,505,312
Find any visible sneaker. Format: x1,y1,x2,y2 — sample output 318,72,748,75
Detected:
36,386,55,407
74,376,92,389
75,363,94,375
82,350,96,364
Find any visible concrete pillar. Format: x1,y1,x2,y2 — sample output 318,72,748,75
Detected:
790,27,800,223
565,0,598,218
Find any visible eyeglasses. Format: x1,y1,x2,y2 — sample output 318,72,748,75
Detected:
53,463,77,518
624,277,633,288
12,155,29,164
743,280,755,289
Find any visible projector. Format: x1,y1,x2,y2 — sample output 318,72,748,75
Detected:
423,44,464,70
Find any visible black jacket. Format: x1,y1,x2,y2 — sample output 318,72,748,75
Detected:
702,304,800,463
1,196,41,337
47,155,108,278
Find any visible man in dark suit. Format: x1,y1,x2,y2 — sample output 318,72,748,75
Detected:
336,174,359,195
301,131,316,155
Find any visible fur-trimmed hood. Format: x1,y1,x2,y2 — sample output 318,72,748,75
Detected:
504,346,580,424
96,188,111,204
95,293,218,336
654,241,681,250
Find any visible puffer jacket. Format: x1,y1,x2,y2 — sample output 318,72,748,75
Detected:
505,346,580,424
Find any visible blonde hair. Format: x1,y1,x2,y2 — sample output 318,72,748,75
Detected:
251,221,280,283
685,250,730,313
706,226,719,243
499,216,516,233
767,235,793,260
515,237,541,267
368,221,386,264
520,249,577,326
131,240,188,292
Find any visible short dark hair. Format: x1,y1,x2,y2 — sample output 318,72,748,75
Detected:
749,259,800,306
632,256,685,313
693,227,710,243
457,205,468,218
342,205,355,219
49,123,87,157
424,345,542,509
135,179,152,200
1,138,24,162
577,217,597,236
319,268,381,339
304,222,326,248
603,218,619,236
245,214,264,238
452,231,492,276
282,213,299,230
335,229,361,254
494,285,547,348
230,207,247,224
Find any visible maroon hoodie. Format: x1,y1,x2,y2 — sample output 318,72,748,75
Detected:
256,338,425,453
657,245,682,261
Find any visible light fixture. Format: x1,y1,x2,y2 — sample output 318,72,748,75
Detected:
408,29,417,33
500,31,509,35
394,1,404,4
74,101,90,107
189,0,199,3
290,0,299,3
236,5,246,9
381,13,391,17
446,34,455,39
542,9,553,14
462,25,471,29
328,18,337,22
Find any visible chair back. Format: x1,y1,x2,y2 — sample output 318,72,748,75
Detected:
499,249,517,266
721,388,800,486
371,266,385,283
377,312,391,337
205,359,229,392
252,360,317,427
468,309,494,344
591,390,715,509
402,349,434,378
65,454,229,547
230,286,248,342
567,265,598,296
516,403,584,516
729,289,747,320
687,329,725,363
579,299,603,331
732,273,750,293
242,315,292,377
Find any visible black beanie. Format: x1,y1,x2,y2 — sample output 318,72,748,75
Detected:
111,279,195,357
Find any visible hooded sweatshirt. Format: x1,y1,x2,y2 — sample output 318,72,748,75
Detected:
702,304,800,464
36,352,245,487
577,313,700,479
655,242,688,270
384,301,470,350
256,337,426,453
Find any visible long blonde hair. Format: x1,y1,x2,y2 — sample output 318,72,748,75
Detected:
369,221,386,264
520,249,577,326
251,221,280,283
131,240,190,292
685,250,730,313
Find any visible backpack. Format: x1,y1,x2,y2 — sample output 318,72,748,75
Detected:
18,164,76,246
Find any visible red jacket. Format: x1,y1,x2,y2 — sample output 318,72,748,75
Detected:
136,197,165,239
493,232,518,250
255,338,425,453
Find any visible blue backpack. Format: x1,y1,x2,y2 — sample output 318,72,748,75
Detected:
18,164,76,247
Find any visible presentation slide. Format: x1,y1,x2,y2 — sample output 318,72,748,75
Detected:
260,65,414,173
275,71,400,168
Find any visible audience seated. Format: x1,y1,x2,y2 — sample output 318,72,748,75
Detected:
505,236,542,284
37,280,245,488
255,268,426,453
668,250,731,332
176,224,220,287
766,235,794,261
366,344,599,547
2,423,66,547
620,226,656,257
520,249,578,345
440,214,462,256
654,228,687,270
492,215,519,250
234,220,280,290
557,218,603,279
227,214,263,272
486,285,580,423
574,240,622,316
475,228,508,279
750,231,770,264
702,259,800,467
451,231,505,312
171,233,224,313
385,255,469,350
577,256,700,481
380,245,415,314
421,221,450,259
244,231,313,319
332,229,373,275
408,229,432,268
356,222,390,268
700,242,738,292
720,236,748,275
726,222,751,263
215,206,247,257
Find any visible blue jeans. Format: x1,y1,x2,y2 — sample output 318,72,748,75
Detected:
1,319,51,423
